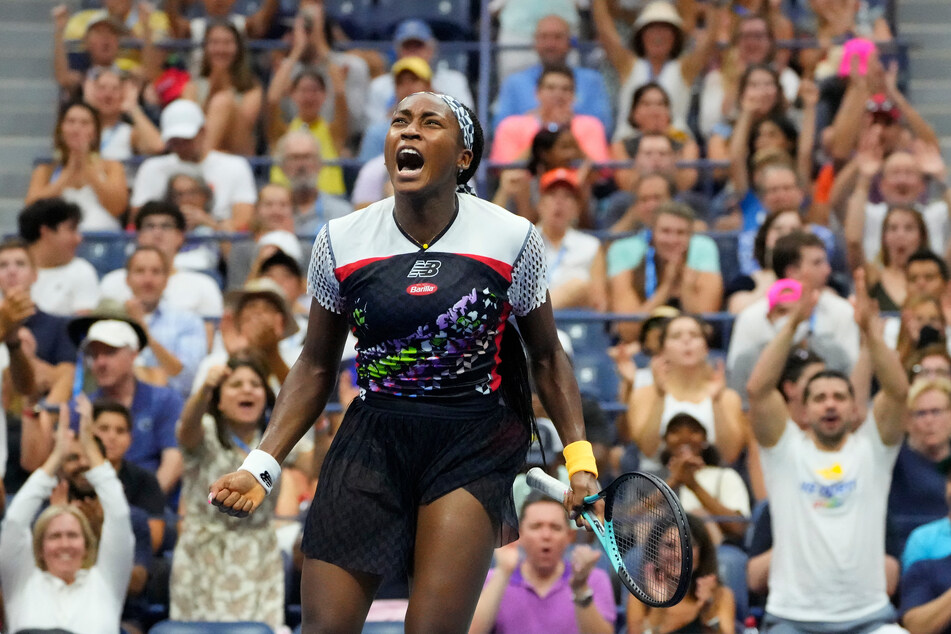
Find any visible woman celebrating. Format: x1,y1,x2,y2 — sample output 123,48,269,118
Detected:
627,514,736,634
612,82,700,192
627,314,746,466
171,353,284,627
591,0,718,140
209,92,599,632
26,101,128,231
846,125,929,311
0,399,134,634
85,66,164,160
182,20,262,156
847,204,928,312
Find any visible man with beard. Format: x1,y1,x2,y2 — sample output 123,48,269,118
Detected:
270,130,352,234
746,270,909,632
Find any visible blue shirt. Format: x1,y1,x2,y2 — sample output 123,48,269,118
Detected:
888,443,950,553
91,381,183,473
138,301,207,398
358,120,388,163
902,517,951,571
492,64,613,134
899,553,951,630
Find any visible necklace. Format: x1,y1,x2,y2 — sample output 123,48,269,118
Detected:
393,200,459,250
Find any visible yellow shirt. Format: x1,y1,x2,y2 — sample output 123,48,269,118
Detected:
270,117,346,197
65,9,171,72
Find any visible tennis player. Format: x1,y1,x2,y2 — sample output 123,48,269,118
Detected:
209,92,600,632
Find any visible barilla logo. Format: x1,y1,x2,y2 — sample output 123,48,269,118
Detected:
407,283,438,295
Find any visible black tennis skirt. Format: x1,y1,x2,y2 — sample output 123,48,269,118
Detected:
301,391,530,577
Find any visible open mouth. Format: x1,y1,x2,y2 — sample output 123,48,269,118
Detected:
396,147,425,175
237,399,258,414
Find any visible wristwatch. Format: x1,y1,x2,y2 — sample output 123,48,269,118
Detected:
573,587,595,607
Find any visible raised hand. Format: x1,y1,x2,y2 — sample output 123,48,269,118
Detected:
202,364,232,394
52,4,69,32
913,139,947,181
569,544,602,590
651,354,671,396
851,267,880,334
856,123,884,179
794,287,821,326
493,541,521,576
799,78,820,109
706,359,727,401
208,470,266,518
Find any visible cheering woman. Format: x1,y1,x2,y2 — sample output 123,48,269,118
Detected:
209,91,600,633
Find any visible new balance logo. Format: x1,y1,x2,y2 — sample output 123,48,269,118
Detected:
407,260,441,278
260,471,273,488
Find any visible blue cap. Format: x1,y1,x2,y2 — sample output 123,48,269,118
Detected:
393,19,434,46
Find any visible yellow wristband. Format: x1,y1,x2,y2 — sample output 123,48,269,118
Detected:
563,440,598,479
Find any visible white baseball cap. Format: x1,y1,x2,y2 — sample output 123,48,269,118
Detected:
257,230,303,262
84,320,142,352
161,99,205,142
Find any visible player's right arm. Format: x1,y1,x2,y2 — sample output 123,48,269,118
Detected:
209,302,350,515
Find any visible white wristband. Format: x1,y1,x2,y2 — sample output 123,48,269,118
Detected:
238,449,282,495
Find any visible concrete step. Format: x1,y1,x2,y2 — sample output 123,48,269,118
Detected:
906,49,951,80
916,105,951,136
2,0,69,23
0,137,52,167
0,107,57,136
899,2,951,24
0,197,24,235
0,171,33,200
0,79,59,105
908,79,951,106
0,23,53,54
0,52,52,80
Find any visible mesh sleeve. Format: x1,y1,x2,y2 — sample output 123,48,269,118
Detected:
509,225,549,316
307,225,343,313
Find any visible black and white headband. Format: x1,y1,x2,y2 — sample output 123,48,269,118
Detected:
430,92,475,195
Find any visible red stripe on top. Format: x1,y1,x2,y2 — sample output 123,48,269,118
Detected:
458,253,513,282
488,305,512,392
336,256,390,282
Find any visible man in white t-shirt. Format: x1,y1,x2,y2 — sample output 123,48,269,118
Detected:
130,99,256,231
746,271,908,632
728,230,859,407
18,198,101,317
99,201,223,347
364,20,474,128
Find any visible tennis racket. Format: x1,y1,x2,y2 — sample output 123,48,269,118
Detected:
526,467,692,608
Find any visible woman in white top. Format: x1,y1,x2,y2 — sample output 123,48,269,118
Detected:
182,20,263,156
26,101,128,232
0,399,134,634
627,314,746,465
591,0,717,141
85,66,164,160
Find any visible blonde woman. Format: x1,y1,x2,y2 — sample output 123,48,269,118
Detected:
0,399,134,634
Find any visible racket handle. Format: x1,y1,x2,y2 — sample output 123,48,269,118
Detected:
526,467,569,501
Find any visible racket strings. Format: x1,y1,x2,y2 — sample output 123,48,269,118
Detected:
612,477,686,604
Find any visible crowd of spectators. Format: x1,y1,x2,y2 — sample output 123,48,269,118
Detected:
1,0,951,632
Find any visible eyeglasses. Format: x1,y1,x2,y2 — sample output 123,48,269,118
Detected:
911,407,951,421
140,221,178,232
911,365,951,379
